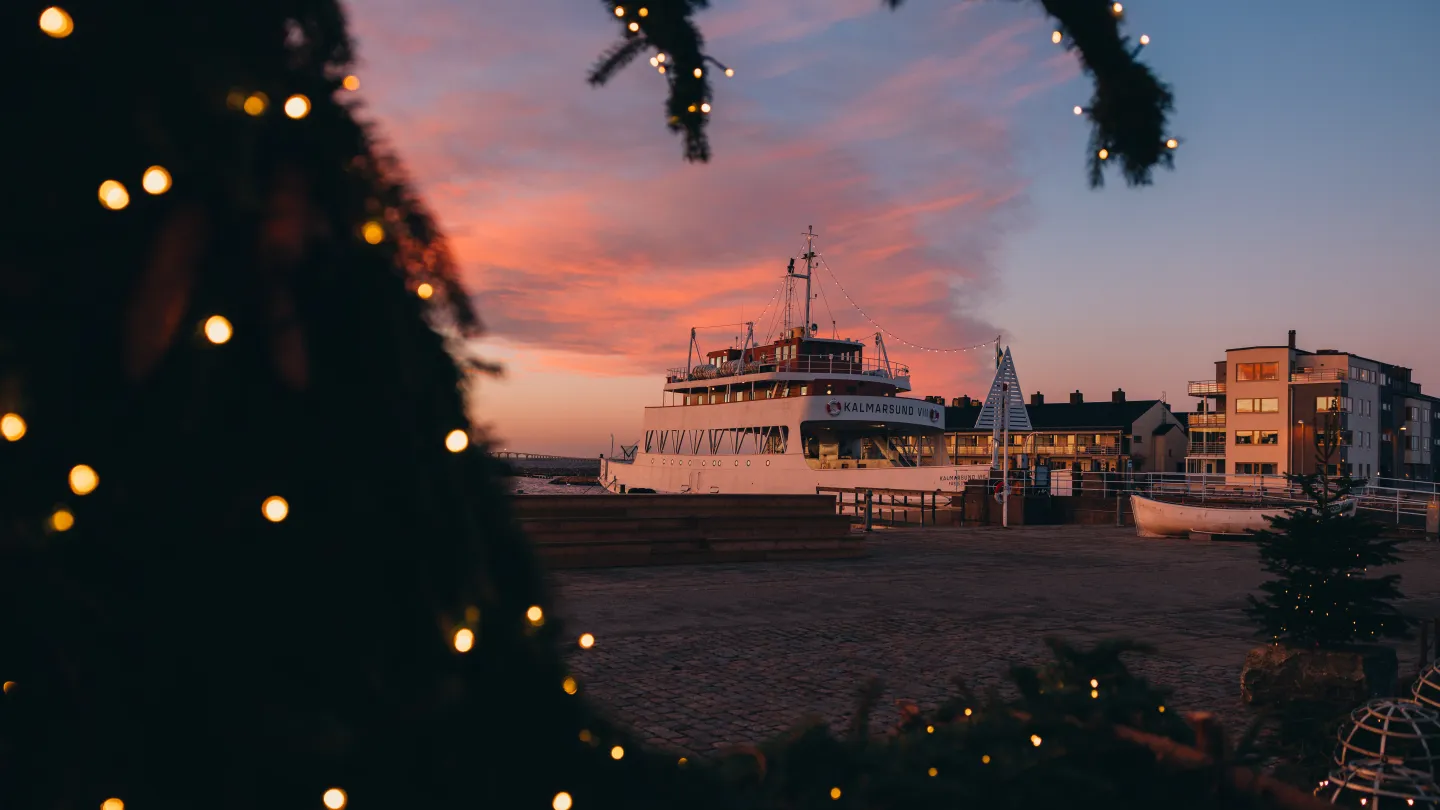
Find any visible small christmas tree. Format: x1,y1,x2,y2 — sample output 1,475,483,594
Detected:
1245,406,1411,648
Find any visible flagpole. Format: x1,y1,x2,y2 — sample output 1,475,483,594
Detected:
1001,379,1010,529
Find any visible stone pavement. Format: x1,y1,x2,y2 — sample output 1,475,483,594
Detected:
551,525,1440,755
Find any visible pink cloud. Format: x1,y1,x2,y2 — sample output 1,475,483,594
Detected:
346,0,1071,408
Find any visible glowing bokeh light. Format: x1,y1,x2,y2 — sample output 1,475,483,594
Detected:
142,166,172,195
50,508,75,532
98,180,129,210
323,788,347,809
40,7,74,38
204,315,233,344
262,496,289,522
69,464,98,495
1,413,26,441
445,429,469,453
453,628,475,652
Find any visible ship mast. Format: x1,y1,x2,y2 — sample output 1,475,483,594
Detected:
785,226,817,337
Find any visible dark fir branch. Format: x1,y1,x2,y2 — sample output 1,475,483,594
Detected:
599,0,1176,186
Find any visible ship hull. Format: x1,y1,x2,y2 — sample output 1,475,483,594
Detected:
603,452,990,495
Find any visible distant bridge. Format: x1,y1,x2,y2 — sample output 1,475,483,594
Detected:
491,451,601,477
491,451,595,461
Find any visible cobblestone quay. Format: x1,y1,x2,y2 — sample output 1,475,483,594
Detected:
552,525,1440,755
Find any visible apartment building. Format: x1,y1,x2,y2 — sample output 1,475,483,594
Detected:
943,389,1187,473
1186,330,1437,481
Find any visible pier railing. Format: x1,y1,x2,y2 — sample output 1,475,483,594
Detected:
816,486,954,529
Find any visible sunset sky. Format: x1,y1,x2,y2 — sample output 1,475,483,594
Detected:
347,0,1440,456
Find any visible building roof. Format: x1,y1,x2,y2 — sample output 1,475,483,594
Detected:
945,399,1168,432
1152,422,1182,437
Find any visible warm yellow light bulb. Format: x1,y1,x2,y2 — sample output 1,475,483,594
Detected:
982,754,991,764
724,67,734,77
610,745,624,760
362,220,384,244
445,429,469,453
2,681,14,693
687,104,696,113
700,102,711,113
526,605,544,625
261,495,289,522
1,413,26,441
69,464,98,496
284,94,311,119
98,180,129,211
628,21,639,31
204,315,233,344
638,7,648,15
1089,679,1099,687
657,65,666,74
453,627,475,652
416,282,434,299
1139,34,1150,45
963,707,972,716
614,5,625,15
243,93,268,116
578,728,592,742
1091,689,1099,698
1166,138,1179,149
101,799,124,810
927,767,938,777
1112,2,1123,13
1158,705,1165,713
343,74,360,91
553,792,573,810
1051,30,1062,44
656,53,665,63
649,57,659,66
925,725,934,734
693,67,703,78
142,166,172,195
40,7,74,38
678,757,688,766
829,787,841,800
562,676,578,694
578,633,595,649
1098,148,1109,160
50,508,75,532
1030,734,1042,747
1073,105,1083,115
322,788,347,810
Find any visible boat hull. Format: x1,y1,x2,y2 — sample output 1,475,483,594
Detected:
1130,494,1357,538
603,453,990,495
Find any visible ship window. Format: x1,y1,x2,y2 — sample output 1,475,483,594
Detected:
800,385,809,396
826,386,833,395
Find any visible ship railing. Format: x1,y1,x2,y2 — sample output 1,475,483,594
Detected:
817,486,956,529
666,356,910,383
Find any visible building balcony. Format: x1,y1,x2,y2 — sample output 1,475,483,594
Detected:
1187,441,1226,457
1291,369,1346,383
1188,380,1226,396
1188,413,1226,428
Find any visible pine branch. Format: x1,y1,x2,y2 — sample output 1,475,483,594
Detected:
600,0,1177,185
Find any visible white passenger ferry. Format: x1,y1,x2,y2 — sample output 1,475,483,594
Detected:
602,229,993,495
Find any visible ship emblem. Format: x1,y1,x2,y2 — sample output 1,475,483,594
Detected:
930,408,940,423
826,399,842,417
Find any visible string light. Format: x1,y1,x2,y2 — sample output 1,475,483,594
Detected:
578,729,592,742
101,800,124,810
69,464,98,495
678,757,688,766
649,57,658,66
204,315,233,344
98,180,129,211
243,92,268,116
2,681,14,693
1157,705,1165,713
1073,105,1083,115
342,75,360,91
692,67,703,78
1098,148,1109,160
925,725,934,733
963,708,973,717
724,67,734,77
1051,30,1062,44
1091,689,1099,698
982,755,991,764
578,633,595,649
928,767,938,777
1166,138,1179,149
657,65,666,74
322,788,347,810
700,102,711,113
1030,734,1043,747
284,94,311,119
453,627,475,652
40,7,74,38
553,792,573,810
1139,34,1151,45
1111,2,1123,14
261,495,289,522
628,21,639,31
1090,679,1099,687
362,220,384,244
614,5,625,15
50,508,74,532
142,166,172,195
526,605,544,625
610,745,625,760
829,787,842,800
416,282,434,299
562,676,578,694
818,257,998,354
657,53,666,63
1,413,26,441
445,429,469,453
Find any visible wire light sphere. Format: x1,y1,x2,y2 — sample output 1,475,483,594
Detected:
1412,662,1440,713
1319,759,1440,808
1336,701,1440,776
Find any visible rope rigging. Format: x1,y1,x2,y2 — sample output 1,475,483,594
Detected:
816,256,998,354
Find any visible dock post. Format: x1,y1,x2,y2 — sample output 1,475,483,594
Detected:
864,489,873,533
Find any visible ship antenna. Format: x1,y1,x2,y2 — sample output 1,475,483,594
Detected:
801,225,816,337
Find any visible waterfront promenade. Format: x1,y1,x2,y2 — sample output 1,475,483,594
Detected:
552,525,1440,755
